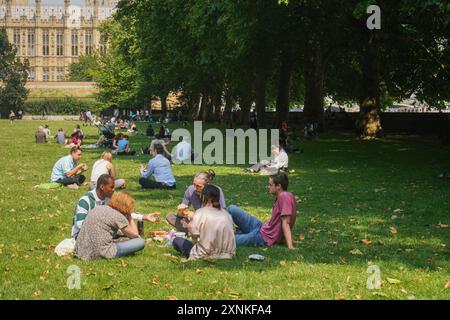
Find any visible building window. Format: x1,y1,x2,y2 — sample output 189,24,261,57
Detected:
28,31,35,56
13,30,21,56
56,31,64,56
28,67,35,81
43,67,49,81
43,31,49,56
71,32,78,56
56,67,64,81
85,31,92,55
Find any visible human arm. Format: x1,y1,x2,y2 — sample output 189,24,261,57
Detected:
120,214,139,238
107,163,117,180
131,213,160,222
140,160,154,179
281,216,295,250
66,164,86,177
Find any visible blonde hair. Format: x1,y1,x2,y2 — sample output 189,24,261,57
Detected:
108,192,135,215
101,151,113,162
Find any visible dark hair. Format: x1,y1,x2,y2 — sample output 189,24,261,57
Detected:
154,143,164,155
96,174,113,189
70,146,82,154
270,172,289,191
201,184,221,210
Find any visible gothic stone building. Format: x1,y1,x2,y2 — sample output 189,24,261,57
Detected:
0,0,117,82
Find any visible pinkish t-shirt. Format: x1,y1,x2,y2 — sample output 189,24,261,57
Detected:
260,192,297,246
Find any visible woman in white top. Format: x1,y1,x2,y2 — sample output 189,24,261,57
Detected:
172,185,236,260
89,151,126,190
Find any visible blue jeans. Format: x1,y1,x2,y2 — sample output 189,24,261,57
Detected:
227,205,267,247
115,237,145,258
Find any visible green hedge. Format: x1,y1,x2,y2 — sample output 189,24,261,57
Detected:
23,97,105,115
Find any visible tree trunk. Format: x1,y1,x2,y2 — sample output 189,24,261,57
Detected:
358,31,382,139
202,95,214,122
160,92,168,118
276,48,293,128
223,91,233,128
255,69,267,128
239,93,252,127
197,93,207,121
303,38,325,131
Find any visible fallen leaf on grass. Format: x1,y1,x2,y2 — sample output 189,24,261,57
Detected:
372,292,388,297
445,281,450,289
150,278,159,286
436,224,449,229
299,233,305,241
389,227,398,235
350,248,363,255
164,284,173,289
387,278,401,284
279,260,287,266
32,291,41,297
118,260,127,268
102,284,114,290
195,269,203,274
361,239,372,245
167,296,177,300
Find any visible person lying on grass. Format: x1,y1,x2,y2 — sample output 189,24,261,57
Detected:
50,146,88,188
75,192,147,260
173,185,236,260
166,169,226,233
227,172,297,250
72,174,158,239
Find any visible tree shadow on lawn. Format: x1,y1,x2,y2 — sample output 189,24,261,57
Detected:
128,170,449,272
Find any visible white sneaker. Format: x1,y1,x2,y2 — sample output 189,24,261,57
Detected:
67,184,79,190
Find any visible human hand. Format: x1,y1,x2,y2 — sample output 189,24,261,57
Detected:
143,214,160,223
181,220,189,228
177,204,188,215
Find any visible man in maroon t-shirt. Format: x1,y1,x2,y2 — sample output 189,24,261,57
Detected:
227,173,297,249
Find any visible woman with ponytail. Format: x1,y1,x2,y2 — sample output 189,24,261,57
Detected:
172,185,236,260
166,169,227,231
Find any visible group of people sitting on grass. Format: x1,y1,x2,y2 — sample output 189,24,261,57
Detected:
47,124,295,261
69,169,296,261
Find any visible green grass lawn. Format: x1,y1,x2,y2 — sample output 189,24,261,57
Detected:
0,120,449,300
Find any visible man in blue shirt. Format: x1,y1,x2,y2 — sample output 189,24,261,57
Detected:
139,144,176,189
51,146,87,187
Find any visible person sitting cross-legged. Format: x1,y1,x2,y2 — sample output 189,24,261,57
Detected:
139,144,176,189
117,135,136,156
50,146,88,188
74,192,146,260
89,151,126,191
172,185,236,260
227,172,297,249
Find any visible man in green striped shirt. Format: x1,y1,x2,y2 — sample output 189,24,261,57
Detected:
71,174,159,238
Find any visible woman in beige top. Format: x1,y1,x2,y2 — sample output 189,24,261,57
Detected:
172,185,236,260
